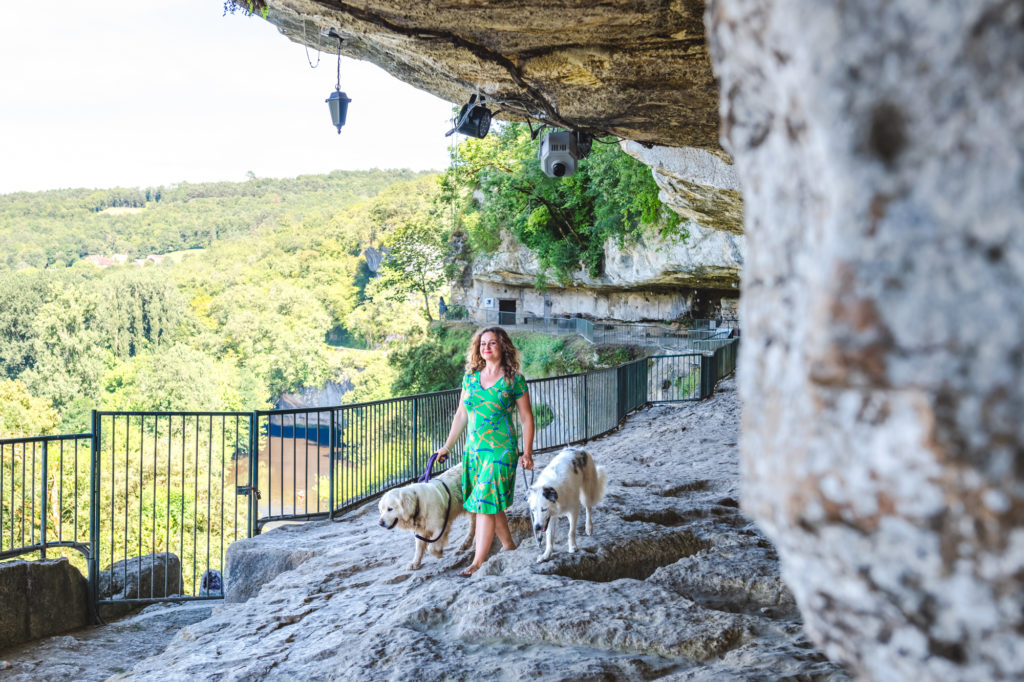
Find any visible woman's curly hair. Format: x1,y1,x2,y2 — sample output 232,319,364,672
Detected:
465,326,520,383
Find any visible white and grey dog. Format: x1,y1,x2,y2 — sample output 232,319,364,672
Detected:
377,463,475,570
527,447,607,562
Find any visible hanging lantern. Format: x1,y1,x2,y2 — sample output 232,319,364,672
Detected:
326,90,352,134
324,28,351,134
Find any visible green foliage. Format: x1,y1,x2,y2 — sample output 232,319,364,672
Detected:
441,123,685,283
0,170,426,270
533,402,555,430
389,324,599,395
388,325,472,395
0,379,59,437
0,171,441,431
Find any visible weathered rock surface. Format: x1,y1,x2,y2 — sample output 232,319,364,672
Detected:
117,380,848,680
621,141,744,235
473,224,742,291
261,0,719,150
707,1,1024,679
0,559,87,650
0,602,214,681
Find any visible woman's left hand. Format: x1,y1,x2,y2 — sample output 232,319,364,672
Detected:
521,451,534,470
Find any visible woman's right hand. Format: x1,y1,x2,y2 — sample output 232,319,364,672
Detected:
436,446,450,462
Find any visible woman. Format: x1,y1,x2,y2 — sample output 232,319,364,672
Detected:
436,326,534,577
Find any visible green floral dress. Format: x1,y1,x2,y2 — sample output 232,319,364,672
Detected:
461,371,528,514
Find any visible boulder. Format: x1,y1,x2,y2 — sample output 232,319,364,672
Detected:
0,559,87,649
224,523,324,603
98,553,183,600
620,141,745,235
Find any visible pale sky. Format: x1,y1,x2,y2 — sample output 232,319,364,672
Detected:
0,2,456,194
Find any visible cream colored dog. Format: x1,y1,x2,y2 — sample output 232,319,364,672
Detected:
377,463,475,570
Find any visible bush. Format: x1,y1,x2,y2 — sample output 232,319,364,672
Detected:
533,402,555,430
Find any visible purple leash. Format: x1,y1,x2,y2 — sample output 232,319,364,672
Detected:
415,451,452,543
418,450,443,483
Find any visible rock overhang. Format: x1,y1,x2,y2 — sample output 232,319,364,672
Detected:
262,0,721,150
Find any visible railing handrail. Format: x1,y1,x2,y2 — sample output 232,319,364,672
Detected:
0,432,92,445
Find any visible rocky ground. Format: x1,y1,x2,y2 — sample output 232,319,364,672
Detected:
1,379,849,680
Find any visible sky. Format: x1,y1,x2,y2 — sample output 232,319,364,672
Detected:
0,2,456,194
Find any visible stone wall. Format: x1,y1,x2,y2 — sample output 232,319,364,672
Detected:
0,559,88,649
456,280,739,325
707,1,1024,678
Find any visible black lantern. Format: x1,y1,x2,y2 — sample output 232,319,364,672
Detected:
445,95,491,139
326,90,352,134
325,29,351,134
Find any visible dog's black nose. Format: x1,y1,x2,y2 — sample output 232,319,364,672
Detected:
534,524,543,532
378,519,385,527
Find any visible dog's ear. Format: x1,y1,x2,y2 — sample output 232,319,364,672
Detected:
542,486,558,502
396,491,412,520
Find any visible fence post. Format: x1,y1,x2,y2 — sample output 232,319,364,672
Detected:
249,411,259,537
412,397,419,472
328,407,336,518
582,373,589,439
89,410,100,623
39,439,48,559
700,352,715,398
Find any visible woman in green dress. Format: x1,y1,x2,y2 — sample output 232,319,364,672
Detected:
437,326,534,576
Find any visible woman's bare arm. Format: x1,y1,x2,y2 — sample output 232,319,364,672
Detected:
437,389,469,461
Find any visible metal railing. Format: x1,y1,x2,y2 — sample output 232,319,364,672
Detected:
0,434,93,563
90,411,252,605
0,339,738,613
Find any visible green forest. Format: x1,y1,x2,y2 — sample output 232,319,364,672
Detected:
0,123,680,438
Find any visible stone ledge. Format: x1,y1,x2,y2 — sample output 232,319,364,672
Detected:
0,558,88,650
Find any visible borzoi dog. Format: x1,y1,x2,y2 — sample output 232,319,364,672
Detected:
377,463,474,570
527,447,607,562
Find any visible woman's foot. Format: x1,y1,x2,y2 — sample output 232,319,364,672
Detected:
499,543,517,553
458,564,480,577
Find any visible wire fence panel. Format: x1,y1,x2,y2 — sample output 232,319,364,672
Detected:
528,374,585,450
254,406,336,526
329,392,465,521
0,434,92,566
648,354,704,402
94,412,251,602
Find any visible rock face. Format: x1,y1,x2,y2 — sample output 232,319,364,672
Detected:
461,225,742,322
261,0,719,149
621,141,744,234
707,1,1024,679
473,224,743,291
119,382,849,680
0,559,88,649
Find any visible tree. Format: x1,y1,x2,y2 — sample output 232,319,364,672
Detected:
375,216,448,321
0,379,59,437
442,122,685,283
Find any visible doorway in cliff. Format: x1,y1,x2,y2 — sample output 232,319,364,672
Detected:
498,299,517,325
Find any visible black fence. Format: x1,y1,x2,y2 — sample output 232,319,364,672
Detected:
0,340,738,613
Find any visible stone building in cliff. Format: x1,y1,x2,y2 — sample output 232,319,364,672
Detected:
452,223,742,325
452,144,745,327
